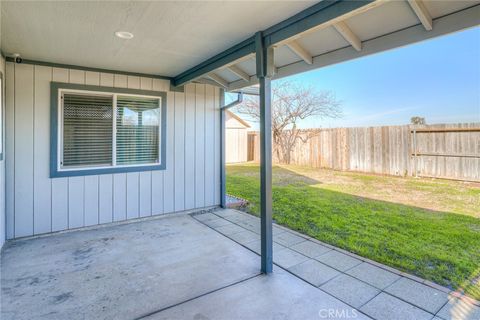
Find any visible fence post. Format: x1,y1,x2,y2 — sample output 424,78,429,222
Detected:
413,128,418,178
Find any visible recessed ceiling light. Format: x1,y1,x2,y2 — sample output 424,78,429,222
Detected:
115,31,134,40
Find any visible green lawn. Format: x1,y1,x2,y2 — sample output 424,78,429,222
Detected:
226,163,480,300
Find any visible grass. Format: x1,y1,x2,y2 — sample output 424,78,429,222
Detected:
226,163,480,300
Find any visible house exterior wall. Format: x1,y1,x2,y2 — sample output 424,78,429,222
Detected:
5,61,221,239
0,55,5,248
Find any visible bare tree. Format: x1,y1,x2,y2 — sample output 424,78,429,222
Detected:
234,80,342,164
411,116,426,125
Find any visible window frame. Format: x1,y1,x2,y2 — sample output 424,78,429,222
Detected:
50,82,167,178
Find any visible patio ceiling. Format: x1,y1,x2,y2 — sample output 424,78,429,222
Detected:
176,0,480,89
0,1,315,76
2,1,479,90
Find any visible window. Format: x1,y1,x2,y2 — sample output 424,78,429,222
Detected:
51,83,166,177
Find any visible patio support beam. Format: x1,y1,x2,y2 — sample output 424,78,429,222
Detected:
256,31,274,274
286,40,313,64
220,90,226,208
227,65,251,82
207,73,229,88
333,21,362,51
173,0,376,87
407,0,433,31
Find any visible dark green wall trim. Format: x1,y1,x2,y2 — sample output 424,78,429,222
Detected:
6,57,172,81
173,0,374,87
50,82,167,178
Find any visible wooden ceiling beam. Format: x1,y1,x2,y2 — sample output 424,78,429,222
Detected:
227,65,250,81
286,40,313,64
333,21,362,51
407,0,433,31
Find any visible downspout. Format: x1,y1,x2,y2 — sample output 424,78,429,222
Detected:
220,92,243,208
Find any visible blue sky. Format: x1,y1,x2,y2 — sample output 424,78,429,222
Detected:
230,26,480,129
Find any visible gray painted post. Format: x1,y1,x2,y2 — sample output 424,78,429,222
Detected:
259,76,273,273
220,89,226,208
256,32,274,274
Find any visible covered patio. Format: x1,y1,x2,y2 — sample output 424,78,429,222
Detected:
2,209,478,319
1,211,363,320
1,0,479,319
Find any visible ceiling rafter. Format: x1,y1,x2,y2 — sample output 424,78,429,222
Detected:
173,0,382,86
207,73,229,88
333,21,362,51
286,40,313,64
407,0,433,31
227,65,250,81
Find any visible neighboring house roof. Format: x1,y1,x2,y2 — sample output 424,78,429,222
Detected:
226,110,251,129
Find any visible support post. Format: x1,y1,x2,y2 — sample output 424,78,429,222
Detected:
220,89,226,208
256,31,274,274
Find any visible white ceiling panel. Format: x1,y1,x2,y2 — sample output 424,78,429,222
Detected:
1,0,315,76
346,1,419,41
424,0,478,19
274,45,303,68
296,27,350,58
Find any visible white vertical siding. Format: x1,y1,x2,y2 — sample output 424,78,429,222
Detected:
0,56,5,248
5,61,15,240
195,84,205,208
5,61,221,239
174,91,185,212
163,91,175,213
184,84,195,210
33,66,53,234
205,86,216,206
14,64,34,237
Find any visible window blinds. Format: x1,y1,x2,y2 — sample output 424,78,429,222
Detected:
116,96,160,165
62,93,113,167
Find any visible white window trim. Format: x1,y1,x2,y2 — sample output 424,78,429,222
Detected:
57,88,163,172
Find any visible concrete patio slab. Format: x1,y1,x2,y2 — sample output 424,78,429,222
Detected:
242,239,286,255
213,208,242,219
385,277,450,314
290,239,332,258
360,292,434,320
273,231,306,247
234,219,261,233
320,274,380,308
272,225,287,236
192,212,219,222
1,215,260,320
273,247,309,269
213,223,246,236
202,217,233,228
229,229,260,244
436,297,480,320
145,268,372,320
347,262,401,290
288,259,340,287
315,250,362,272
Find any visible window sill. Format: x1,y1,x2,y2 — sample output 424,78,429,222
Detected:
50,163,166,178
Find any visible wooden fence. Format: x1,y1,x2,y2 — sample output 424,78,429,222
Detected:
246,123,480,182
